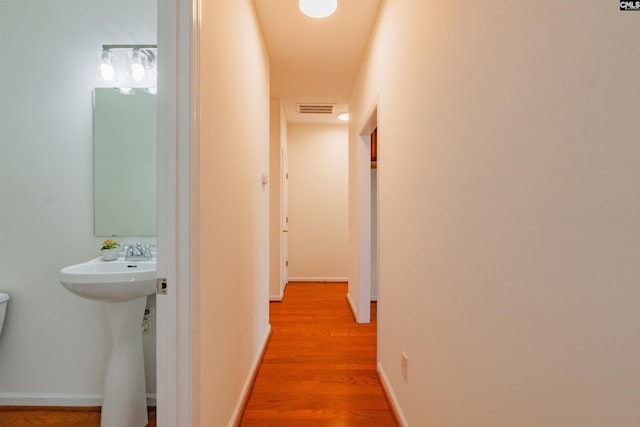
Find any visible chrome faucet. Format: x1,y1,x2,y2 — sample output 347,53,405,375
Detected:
124,242,153,261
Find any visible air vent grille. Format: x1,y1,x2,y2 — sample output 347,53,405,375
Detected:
297,103,335,115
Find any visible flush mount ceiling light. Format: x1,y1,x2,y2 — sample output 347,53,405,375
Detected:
337,112,349,121
299,0,338,18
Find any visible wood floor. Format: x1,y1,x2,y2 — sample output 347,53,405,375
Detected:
0,407,156,427
0,283,393,427
241,282,397,427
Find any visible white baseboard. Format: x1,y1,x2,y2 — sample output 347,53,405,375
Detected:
287,277,348,282
228,324,272,427
377,363,409,426
0,393,103,407
0,393,157,407
346,292,357,321
270,282,288,301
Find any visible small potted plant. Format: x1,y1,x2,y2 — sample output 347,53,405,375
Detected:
100,239,121,261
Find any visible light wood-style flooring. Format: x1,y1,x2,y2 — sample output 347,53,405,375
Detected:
241,282,397,427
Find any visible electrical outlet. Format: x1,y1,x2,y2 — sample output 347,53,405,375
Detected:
401,351,408,382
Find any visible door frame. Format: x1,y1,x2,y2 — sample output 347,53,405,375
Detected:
157,0,198,425
351,100,378,323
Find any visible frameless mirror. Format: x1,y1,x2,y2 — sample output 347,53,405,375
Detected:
94,88,156,236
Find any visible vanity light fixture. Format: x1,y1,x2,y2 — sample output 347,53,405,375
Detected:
299,0,338,18
97,44,157,87
337,112,349,121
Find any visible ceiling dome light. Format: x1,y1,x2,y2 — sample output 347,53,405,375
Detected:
299,0,338,19
337,113,349,121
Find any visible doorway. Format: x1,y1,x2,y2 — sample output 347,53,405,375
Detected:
350,103,379,323
371,127,379,302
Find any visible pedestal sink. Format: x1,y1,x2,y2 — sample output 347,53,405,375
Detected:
60,256,156,427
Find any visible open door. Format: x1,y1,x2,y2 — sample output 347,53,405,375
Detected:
370,127,379,301
281,150,289,293
156,0,195,425
349,103,378,323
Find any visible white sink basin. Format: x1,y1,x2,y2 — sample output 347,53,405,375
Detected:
60,257,156,302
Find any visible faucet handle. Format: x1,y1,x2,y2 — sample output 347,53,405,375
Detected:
124,244,135,256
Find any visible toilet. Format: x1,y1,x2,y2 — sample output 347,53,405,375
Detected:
0,293,9,336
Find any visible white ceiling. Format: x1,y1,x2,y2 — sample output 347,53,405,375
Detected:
253,0,381,124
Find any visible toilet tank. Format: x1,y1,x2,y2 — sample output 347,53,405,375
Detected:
0,293,9,336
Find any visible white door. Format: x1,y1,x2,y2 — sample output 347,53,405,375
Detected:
281,150,289,293
157,0,195,425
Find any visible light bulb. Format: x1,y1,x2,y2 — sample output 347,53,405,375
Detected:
299,0,338,18
119,87,134,95
99,50,115,81
130,49,146,82
131,63,145,82
100,63,115,81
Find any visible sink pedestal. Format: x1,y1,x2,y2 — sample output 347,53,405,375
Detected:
101,297,148,427
59,257,156,426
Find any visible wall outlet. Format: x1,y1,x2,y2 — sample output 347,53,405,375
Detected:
401,351,408,382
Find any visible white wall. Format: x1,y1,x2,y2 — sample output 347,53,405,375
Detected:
287,124,348,281
0,0,157,404
195,0,271,425
350,1,640,425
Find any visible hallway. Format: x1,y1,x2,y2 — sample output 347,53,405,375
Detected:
241,283,396,427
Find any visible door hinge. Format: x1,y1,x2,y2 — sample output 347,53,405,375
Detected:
286,260,289,267
157,277,168,295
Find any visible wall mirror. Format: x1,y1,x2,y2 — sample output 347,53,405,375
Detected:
94,88,156,236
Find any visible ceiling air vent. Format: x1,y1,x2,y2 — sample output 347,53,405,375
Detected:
297,103,335,115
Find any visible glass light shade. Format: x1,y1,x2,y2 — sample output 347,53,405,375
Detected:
299,0,338,18
99,51,115,81
130,50,146,82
